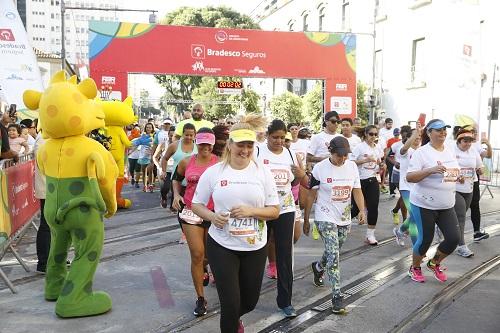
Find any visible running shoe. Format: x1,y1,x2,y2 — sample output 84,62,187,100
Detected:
473,230,490,242
266,262,277,279
142,185,147,192
238,320,244,333
193,296,207,317
393,227,405,247
312,223,320,240
130,178,135,186
178,233,187,244
380,186,389,194
365,234,378,246
331,295,346,314
281,305,298,318
392,211,400,225
408,266,426,283
311,261,324,287
426,260,447,282
456,245,474,258
203,267,210,287
160,198,168,208
135,182,140,188
148,184,154,193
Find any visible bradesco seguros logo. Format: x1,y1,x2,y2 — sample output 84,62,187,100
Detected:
0,29,15,42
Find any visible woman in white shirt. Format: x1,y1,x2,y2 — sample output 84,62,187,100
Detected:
303,136,366,314
406,119,461,284
453,129,483,258
350,125,385,245
192,114,280,333
256,119,305,318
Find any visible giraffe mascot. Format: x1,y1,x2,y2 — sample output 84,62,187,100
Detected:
23,71,118,318
99,97,136,208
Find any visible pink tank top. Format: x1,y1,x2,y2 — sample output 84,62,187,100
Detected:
184,154,218,209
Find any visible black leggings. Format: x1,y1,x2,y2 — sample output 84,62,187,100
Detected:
470,180,481,232
207,235,267,333
159,172,172,202
128,158,139,178
351,177,380,226
267,211,295,309
411,205,459,256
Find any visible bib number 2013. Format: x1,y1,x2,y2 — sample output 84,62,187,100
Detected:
228,217,258,237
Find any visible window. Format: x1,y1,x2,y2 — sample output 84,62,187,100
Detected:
51,26,54,31
76,27,80,33
342,0,350,31
66,27,70,33
411,38,426,84
302,11,309,31
51,13,54,19
318,6,326,31
76,40,80,46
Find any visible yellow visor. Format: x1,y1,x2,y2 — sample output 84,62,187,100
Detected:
229,129,257,142
285,132,292,140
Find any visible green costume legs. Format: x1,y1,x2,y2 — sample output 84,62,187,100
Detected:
55,207,110,317
44,227,71,301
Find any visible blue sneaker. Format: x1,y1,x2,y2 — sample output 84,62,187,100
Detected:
281,305,297,318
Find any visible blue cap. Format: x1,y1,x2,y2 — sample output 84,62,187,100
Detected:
427,120,451,130
393,128,400,135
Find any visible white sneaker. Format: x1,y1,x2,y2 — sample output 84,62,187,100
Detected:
393,227,405,247
365,234,378,246
457,245,474,258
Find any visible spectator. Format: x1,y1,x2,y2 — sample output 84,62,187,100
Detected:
183,111,192,120
0,107,18,161
8,123,29,154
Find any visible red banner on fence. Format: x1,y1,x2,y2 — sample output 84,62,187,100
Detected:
4,160,39,235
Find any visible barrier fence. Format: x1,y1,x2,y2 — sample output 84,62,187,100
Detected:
479,148,499,198
0,152,40,293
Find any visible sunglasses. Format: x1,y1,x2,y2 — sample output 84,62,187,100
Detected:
226,121,235,125
367,132,378,137
193,109,202,111
329,119,341,124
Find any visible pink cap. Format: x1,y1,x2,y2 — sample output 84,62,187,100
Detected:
196,132,215,145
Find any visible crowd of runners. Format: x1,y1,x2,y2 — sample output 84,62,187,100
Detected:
114,104,493,333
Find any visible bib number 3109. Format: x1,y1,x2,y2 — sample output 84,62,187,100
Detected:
228,217,258,237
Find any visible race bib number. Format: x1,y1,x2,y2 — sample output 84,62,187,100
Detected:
331,186,351,202
272,169,290,186
179,208,203,225
443,168,460,183
460,168,475,179
228,217,258,237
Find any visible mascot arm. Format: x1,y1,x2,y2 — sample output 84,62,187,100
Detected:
119,130,133,148
36,146,46,176
90,150,118,218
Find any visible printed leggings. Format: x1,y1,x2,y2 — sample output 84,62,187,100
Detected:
411,205,459,256
315,220,349,297
398,190,418,244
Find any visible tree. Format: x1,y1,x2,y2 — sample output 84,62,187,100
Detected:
357,81,369,125
302,82,323,132
229,88,261,115
155,6,260,110
191,77,235,119
269,92,303,124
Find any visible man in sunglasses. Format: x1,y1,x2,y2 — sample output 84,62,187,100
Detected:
175,104,214,140
307,111,341,164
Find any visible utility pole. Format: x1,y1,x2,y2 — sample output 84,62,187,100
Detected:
60,0,157,72
369,0,378,125
488,63,496,140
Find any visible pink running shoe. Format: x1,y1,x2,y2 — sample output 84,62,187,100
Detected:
238,320,244,333
427,260,447,282
266,262,277,279
408,266,426,283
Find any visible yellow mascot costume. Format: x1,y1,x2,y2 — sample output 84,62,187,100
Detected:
99,97,136,208
23,71,118,318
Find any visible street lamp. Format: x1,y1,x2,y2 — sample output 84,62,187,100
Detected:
60,0,158,72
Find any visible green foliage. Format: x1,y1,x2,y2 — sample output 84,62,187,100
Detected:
269,91,303,124
155,6,260,111
191,77,236,119
230,89,261,114
357,81,369,125
302,82,323,132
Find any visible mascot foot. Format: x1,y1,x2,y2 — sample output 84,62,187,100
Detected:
117,198,132,209
55,291,112,318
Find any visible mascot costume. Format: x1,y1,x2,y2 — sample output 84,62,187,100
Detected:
23,71,118,318
99,97,136,209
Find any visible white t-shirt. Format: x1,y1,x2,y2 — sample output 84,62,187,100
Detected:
310,159,360,226
192,161,279,251
379,127,393,148
351,141,384,180
390,141,404,171
408,143,460,210
343,134,361,160
290,139,309,168
257,146,297,214
396,145,415,192
128,145,140,159
307,131,340,159
454,146,483,193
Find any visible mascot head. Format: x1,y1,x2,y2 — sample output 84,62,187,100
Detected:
99,96,136,127
23,71,105,139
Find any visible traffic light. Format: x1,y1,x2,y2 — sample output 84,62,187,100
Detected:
369,95,376,107
488,97,499,120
